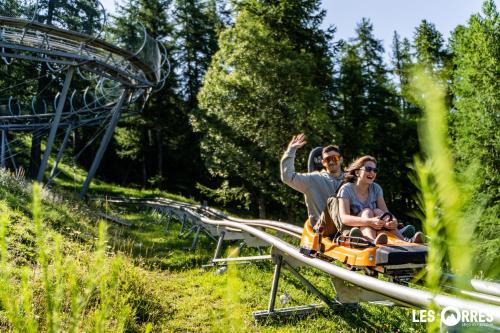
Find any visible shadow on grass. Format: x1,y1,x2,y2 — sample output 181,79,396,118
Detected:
258,303,423,332
103,203,218,271
52,163,198,204
258,305,369,328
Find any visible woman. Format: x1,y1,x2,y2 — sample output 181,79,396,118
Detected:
337,155,423,245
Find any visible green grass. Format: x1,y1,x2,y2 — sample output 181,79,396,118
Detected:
99,200,424,333
0,168,426,332
52,158,197,203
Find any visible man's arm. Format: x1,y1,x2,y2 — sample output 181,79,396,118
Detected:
280,134,312,193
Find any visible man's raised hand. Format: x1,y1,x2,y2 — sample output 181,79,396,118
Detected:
288,133,307,149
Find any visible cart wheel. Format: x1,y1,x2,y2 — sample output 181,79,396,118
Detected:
365,268,378,277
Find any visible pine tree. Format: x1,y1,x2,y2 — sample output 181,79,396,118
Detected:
333,43,365,156
0,0,21,16
450,0,499,272
391,31,418,118
30,0,104,34
174,0,224,110
334,19,397,156
413,19,453,107
413,20,446,68
108,0,176,186
334,19,417,216
105,0,211,192
195,0,335,219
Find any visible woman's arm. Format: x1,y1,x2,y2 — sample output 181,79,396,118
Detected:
376,195,389,213
339,197,380,227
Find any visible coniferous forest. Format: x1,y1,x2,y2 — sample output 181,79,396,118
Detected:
1,0,498,271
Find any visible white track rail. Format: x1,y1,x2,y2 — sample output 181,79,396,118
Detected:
98,195,500,323
180,207,500,323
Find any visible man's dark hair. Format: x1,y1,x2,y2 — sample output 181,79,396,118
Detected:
322,145,340,156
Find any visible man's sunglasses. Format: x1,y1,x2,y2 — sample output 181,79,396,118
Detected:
361,166,378,173
323,155,341,163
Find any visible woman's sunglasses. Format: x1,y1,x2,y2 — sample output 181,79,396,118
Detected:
323,155,341,163
361,166,378,173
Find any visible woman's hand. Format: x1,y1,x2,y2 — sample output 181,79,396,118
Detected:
369,217,385,230
384,219,398,230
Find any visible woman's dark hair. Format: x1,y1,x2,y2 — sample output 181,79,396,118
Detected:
343,155,377,183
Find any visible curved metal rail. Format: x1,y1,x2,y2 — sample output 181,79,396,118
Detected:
0,15,167,132
0,16,161,85
98,195,500,317
0,10,168,193
176,206,500,323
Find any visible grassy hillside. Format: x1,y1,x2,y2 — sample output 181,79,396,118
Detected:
0,168,424,332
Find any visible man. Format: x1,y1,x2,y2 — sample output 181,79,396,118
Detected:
281,133,418,241
280,133,344,224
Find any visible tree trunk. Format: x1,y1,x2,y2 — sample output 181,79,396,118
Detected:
156,129,162,177
257,194,266,219
28,133,41,179
142,158,147,186
287,204,297,225
141,128,149,186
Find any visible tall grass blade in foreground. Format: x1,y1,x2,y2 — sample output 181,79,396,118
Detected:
0,202,38,332
214,247,244,333
410,69,478,332
33,182,60,332
0,181,133,332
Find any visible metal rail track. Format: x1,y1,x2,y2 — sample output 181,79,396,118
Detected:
100,195,500,323
0,16,160,84
180,206,500,323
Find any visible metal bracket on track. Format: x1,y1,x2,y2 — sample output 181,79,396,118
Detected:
202,230,272,269
253,247,402,321
180,217,218,250
253,247,341,321
330,276,395,307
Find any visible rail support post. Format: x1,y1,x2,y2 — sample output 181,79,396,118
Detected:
179,214,187,236
46,123,73,186
203,230,270,269
190,224,202,250
79,89,129,198
37,66,75,182
1,130,6,168
268,254,283,313
254,248,333,321
213,231,225,261
5,132,17,171
283,262,336,308
164,211,172,232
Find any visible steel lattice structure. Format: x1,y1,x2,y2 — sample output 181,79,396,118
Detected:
0,0,167,197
